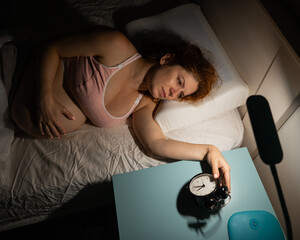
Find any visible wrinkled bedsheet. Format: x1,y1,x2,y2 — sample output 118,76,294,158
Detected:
0,123,167,231
0,109,243,231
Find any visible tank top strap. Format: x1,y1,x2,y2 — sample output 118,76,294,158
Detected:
117,53,142,69
134,93,144,105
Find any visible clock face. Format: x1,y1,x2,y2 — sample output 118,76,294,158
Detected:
189,173,217,197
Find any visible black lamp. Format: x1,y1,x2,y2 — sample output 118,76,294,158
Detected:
247,95,293,240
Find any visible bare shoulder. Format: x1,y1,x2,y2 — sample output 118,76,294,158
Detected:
51,25,137,65
131,97,164,142
92,27,137,66
133,96,158,117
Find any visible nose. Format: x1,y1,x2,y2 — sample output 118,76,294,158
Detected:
169,88,179,99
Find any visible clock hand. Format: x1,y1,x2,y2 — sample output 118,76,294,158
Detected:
195,184,205,190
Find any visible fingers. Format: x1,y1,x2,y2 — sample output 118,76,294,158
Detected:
39,120,67,138
212,164,231,192
213,165,231,192
39,122,44,136
62,108,76,121
44,124,53,138
36,99,75,138
223,170,231,192
210,158,231,191
218,161,231,192
39,122,57,138
37,110,75,138
207,145,231,192
48,122,62,138
220,166,231,192
211,160,220,180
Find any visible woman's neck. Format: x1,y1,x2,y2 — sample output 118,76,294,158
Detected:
132,58,155,92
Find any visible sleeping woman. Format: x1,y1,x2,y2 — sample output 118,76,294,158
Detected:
10,26,231,190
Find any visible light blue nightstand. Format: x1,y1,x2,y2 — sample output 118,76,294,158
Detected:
112,147,283,240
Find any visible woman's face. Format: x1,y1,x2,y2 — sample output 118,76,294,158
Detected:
148,63,199,101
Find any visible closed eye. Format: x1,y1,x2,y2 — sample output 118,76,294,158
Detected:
177,76,185,99
178,91,185,99
177,77,183,86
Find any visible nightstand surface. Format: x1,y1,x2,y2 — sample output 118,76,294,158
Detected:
112,147,279,240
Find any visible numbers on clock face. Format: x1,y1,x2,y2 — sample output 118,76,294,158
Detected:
189,174,217,196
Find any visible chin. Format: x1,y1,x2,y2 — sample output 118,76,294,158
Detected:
149,89,158,99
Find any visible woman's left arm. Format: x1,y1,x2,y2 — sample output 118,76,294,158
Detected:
132,101,231,191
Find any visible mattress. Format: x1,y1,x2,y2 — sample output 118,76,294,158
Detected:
0,1,245,232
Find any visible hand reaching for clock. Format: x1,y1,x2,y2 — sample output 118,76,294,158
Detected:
206,145,231,192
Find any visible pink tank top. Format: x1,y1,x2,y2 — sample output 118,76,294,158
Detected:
63,53,143,127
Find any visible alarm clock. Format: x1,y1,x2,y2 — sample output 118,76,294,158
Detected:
188,173,231,211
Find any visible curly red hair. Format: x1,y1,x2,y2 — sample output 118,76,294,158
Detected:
168,43,218,102
141,40,218,103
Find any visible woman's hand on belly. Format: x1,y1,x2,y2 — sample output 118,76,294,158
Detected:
37,95,75,138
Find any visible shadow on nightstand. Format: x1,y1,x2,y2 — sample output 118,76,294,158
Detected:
176,161,223,238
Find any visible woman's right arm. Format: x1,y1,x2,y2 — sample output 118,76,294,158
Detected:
36,26,137,137
132,100,231,191
36,42,74,138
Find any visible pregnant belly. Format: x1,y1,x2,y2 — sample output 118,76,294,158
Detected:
54,60,87,132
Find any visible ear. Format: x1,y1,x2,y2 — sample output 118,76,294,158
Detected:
160,53,175,65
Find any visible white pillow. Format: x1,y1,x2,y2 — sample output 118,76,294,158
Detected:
125,3,249,133
164,108,244,152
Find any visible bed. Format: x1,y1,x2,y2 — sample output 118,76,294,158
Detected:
0,1,248,232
